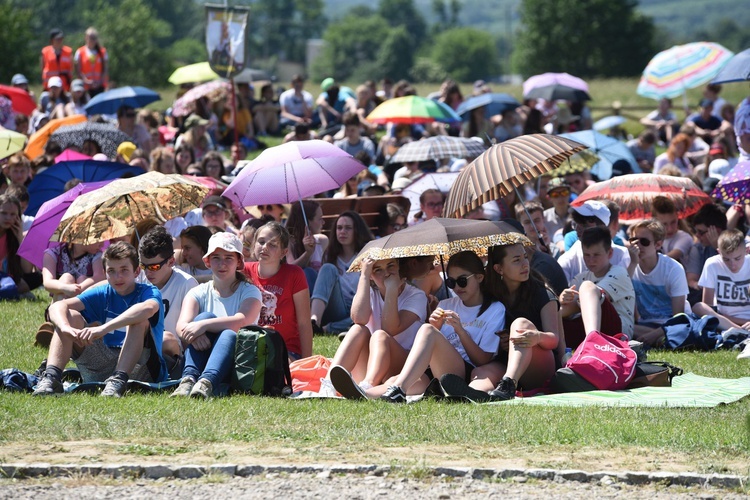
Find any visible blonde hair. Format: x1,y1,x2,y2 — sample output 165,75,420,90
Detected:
629,219,665,243
718,229,745,255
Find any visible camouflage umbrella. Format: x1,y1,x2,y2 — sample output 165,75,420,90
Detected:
52,171,210,244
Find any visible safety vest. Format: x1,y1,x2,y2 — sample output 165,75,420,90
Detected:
41,45,73,91
75,45,108,90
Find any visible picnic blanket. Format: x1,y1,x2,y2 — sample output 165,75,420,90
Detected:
492,373,750,407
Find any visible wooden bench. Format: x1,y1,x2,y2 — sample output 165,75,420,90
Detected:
316,195,410,237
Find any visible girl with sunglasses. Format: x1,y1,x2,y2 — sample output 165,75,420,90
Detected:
441,241,561,402
354,251,504,402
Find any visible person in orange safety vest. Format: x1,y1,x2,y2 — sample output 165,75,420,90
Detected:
75,27,109,97
40,28,73,92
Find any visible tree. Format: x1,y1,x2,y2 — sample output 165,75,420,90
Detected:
431,0,461,33
0,0,36,83
430,27,501,82
378,0,427,50
375,26,414,81
515,0,655,78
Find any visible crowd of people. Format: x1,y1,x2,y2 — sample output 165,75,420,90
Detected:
2,27,750,401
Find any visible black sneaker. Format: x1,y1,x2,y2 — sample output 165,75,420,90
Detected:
32,374,63,396
422,377,445,400
439,373,493,403
488,377,516,400
330,365,367,400
101,376,128,398
380,385,407,403
311,320,324,335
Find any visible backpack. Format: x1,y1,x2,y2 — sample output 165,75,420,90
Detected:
230,325,292,396
566,330,637,390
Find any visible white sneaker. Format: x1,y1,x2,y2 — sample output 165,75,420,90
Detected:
359,381,373,391
738,341,750,360
722,327,750,342
318,377,339,397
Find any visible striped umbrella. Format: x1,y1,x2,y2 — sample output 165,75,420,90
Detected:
366,96,461,125
637,42,734,100
712,161,750,205
572,174,711,222
443,134,588,219
390,136,486,163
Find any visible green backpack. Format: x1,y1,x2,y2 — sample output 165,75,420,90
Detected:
230,325,293,396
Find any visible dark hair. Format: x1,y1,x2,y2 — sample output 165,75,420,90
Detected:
326,211,373,265
103,241,139,271
571,211,601,227
342,112,359,127
414,189,444,221
523,108,544,135
485,243,543,313
580,226,612,251
200,151,226,178
692,202,727,231
179,225,213,254
651,195,676,215
129,218,161,252
376,203,406,236
5,184,29,204
139,225,174,260
0,194,23,280
448,250,495,316
174,143,195,170
286,199,321,259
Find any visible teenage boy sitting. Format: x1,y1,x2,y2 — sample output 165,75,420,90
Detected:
629,219,690,347
560,227,635,349
138,226,198,378
651,195,693,264
693,229,750,331
685,203,727,303
33,241,167,397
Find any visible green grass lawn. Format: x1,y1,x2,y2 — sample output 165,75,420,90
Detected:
0,290,749,474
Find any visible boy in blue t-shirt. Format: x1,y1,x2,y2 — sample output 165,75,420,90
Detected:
33,241,166,397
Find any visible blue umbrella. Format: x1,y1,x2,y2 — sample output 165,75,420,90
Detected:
560,130,640,180
26,160,145,216
711,48,750,84
455,93,521,119
84,86,160,115
593,115,627,131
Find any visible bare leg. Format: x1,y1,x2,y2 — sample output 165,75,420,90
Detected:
52,273,76,302
504,318,556,389
162,330,182,358
693,302,739,331
329,324,371,378
468,361,505,391
310,298,326,324
579,280,603,334
115,321,148,375
391,324,464,393
361,330,409,387
47,309,87,370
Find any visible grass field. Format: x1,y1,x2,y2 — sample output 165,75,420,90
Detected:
0,290,749,475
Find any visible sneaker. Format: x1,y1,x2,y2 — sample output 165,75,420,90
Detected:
738,341,750,360
170,376,196,397
330,365,367,400
311,319,324,335
488,377,516,401
723,327,750,342
34,322,55,348
439,373,493,403
189,378,213,399
318,377,339,397
380,385,407,403
423,377,445,400
32,374,63,396
101,376,128,398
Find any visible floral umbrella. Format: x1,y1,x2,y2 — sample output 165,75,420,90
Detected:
53,172,209,244
172,80,232,117
712,161,750,205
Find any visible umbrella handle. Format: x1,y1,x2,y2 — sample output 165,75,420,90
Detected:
290,166,309,230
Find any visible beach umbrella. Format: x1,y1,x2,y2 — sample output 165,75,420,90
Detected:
523,72,589,97
455,93,521,119
712,161,750,205
0,84,36,115
0,130,26,161
172,80,232,117
560,130,640,180
50,122,132,159
572,174,711,222
443,134,588,219
84,86,160,115
367,96,461,124
711,48,750,84
53,172,210,244
637,42,734,100
168,62,220,85
24,114,87,160
390,136,486,164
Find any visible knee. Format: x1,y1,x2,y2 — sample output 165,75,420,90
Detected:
579,280,598,296
510,317,535,333
416,323,438,341
370,329,391,345
59,273,76,284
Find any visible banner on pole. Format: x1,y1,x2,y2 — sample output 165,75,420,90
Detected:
205,5,249,79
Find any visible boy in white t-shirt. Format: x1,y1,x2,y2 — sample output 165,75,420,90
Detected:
629,219,690,347
693,229,750,331
560,227,635,349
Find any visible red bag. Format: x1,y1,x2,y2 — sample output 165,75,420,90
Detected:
289,355,331,393
566,331,637,390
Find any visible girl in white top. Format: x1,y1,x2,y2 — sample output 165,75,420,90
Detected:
326,256,427,396
171,233,262,399
371,251,504,401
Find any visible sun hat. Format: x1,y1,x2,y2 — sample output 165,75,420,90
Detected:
71,79,85,92
321,77,335,92
47,76,63,89
203,232,243,260
185,114,209,129
572,200,610,226
546,177,570,193
11,74,28,86
117,141,136,162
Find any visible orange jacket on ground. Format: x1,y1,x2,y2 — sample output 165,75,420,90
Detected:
41,45,73,91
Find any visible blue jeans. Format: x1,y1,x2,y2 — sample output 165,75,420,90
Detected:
303,266,318,292
182,312,237,388
310,263,353,332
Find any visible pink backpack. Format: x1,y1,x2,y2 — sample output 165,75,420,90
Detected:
566,331,637,390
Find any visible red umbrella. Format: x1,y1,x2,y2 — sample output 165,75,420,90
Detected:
571,174,711,222
0,84,36,115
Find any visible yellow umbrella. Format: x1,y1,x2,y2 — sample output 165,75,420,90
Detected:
168,62,220,85
25,114,87,160
0,129,27,161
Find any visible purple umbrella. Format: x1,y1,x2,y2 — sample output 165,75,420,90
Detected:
18,180,112,268
522,72,589,97
224,140,367,226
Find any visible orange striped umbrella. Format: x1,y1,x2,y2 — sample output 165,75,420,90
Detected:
443,134,588,218
25,114,87,160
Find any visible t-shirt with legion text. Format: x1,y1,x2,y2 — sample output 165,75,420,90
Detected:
699,254,750,321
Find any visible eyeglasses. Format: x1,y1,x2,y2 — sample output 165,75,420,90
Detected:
628,237,652,247
259,205,276,211
548,189,570,199
139,256,170,272
695,228,708,237
445,274,473,289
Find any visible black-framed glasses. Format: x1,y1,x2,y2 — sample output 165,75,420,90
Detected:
628,237,652,247
695,228,708,237
139,256,170,272
445,274,473,289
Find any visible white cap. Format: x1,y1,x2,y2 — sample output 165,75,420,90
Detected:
708,159,731,180
203,232,243,260
573,200,610,226
48,76,63,88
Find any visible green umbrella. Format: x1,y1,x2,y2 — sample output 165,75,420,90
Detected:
168,62,220,85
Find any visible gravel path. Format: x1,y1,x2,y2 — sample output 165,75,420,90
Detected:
1,472,746,499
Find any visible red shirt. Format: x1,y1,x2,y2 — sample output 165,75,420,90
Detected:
243,262,308,355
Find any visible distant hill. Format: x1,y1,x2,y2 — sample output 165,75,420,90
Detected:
323,0,750,50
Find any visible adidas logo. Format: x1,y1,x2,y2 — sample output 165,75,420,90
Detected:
593,343,627,359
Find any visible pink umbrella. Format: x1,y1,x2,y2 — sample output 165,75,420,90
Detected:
18,180,111,268
55,149,92,164
522,72,589,97
172,80,232,117
223,140,366,225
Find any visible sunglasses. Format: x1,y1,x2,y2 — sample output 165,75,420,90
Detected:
140,256,170,272
548,189,570,198
445,274,473,289
628,237,652,247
